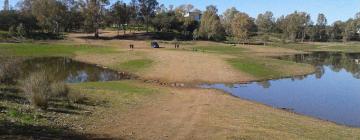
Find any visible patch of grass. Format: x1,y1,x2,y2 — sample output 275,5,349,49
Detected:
6,108,36,124
117,59,153,72
70,81,159,110
73,81,155,95
194,45,245,55
0,43,115,57
228,58,281,79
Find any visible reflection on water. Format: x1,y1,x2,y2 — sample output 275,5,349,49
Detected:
201,52,360,127
1,57,133,83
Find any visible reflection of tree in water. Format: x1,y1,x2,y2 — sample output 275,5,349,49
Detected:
257,81,271,89
280,52,360,80
13,57,128,83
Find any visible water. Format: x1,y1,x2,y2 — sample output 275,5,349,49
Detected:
201,52,360,127
1,57,133,83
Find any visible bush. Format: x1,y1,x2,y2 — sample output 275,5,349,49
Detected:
51,81,69,98
21,71,52,109
67,89,86,104
0,58,21,84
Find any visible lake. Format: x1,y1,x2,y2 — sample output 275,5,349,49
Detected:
201,52,360,127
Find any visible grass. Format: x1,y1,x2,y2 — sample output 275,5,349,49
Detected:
274,42,360,53
72,81,156,96
117,59,154,72
0,43,115,57
228,58,281,79
6,108,36,124
193,45,245,55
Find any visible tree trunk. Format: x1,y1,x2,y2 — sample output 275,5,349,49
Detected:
95,28,99,38
146,16,149,33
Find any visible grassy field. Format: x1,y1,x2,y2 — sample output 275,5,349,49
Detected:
273,42,360,52
0,43,116,57
188,44,314,80
116,59,154,72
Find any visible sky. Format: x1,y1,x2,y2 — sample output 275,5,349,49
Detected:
1,0,359,24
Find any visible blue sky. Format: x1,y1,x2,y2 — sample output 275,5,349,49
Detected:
1,0,359,24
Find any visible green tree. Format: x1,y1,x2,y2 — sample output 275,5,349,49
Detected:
83,0,110,38
138,0,158,32
198,5,225,41
110,1,131,36
329,21,345,41
343,19,357,42
255,11,275,33
283,11,310,42
222,7,239,35
316,13,328,41
31,0,67,34
231,12,253,44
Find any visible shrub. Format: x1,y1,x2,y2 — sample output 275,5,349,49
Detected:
68,89,86,104
0,58,21,84
21,71,52,109
51,81,69,98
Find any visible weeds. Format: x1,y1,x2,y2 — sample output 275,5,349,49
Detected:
21,71,52,109
51,81,69,98
68,89,86,104
0,58,21,84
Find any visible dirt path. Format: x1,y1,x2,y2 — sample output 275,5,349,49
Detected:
88,88,217,140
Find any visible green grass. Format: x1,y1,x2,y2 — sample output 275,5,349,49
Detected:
193,45,245,55
6,108,36,124
228,58,281,79
0,43,115,57
274,42,360,53
117,59,153,72
73,81,156,95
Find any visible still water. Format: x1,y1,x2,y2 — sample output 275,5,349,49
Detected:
5,57,133,83
201,52,360,127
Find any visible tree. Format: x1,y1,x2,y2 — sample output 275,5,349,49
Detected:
174,5,199,38
110,1,131,36
138,0,158,32
283,11,310,42
343,19,357,42
151,10,177,32
3,0,9,11
316,13,327,41
256,11,275,33
129,0,139,32
231,12,253,44
31,0,67,34
83,0,110,38
198,5,225,41
329,21,344,41
222,7,239,35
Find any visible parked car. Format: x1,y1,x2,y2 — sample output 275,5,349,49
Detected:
151,41,160,48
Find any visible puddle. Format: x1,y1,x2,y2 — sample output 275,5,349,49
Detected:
1,57,134,83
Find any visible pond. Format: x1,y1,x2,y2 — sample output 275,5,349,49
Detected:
201,52,360,127
0,57,133,83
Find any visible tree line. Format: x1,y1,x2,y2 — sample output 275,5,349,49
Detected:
1,0,360,43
